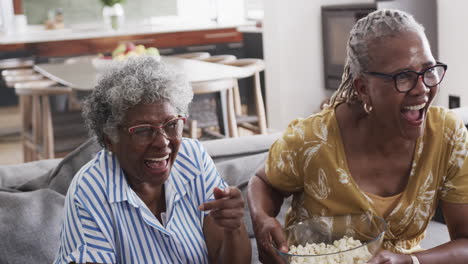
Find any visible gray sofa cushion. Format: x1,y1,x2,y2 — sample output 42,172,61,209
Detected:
0,159,61,188
203,133,282,162
0,189,64,264
13,137,101,194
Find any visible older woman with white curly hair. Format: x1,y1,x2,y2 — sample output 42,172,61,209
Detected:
54,56,251,264
248,9,468,264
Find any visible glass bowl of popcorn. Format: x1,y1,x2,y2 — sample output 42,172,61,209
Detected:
275,213,387,264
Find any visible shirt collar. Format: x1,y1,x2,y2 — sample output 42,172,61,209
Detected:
102,145,199,205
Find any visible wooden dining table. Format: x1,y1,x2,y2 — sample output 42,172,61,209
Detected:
34,56,250,137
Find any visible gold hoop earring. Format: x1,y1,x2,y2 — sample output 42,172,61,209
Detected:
363,103,373,114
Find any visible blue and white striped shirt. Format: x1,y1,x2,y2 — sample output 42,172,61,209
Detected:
54,138,227,264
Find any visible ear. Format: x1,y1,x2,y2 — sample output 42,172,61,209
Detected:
104,135,114,153
353,75,370,104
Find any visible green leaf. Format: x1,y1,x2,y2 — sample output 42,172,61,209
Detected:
99,0,125,6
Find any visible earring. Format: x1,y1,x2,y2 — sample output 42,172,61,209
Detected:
363,103,373,114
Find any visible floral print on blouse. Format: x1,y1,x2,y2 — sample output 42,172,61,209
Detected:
266,106,468,253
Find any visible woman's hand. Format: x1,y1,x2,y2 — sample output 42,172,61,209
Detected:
199,187,245,231
252,214,288,264
366,250,412,264
201,186,251,264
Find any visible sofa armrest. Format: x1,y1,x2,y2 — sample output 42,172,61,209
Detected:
203,132,281,162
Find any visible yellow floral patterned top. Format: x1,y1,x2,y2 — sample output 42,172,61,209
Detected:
266,106,468,253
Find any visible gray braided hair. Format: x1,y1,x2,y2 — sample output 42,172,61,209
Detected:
82,56,193,147
327,9,426,108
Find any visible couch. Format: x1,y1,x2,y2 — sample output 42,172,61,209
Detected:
0,133,452,264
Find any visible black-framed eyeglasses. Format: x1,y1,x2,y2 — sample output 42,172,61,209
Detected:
125,116,186,145
363,63,448,93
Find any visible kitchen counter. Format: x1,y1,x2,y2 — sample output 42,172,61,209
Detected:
0,19,251,45
0,19,250,57
237,25,263,34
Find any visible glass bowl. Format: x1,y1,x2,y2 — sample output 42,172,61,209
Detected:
275,213,387,264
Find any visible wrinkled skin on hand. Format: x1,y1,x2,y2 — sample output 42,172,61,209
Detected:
199,187,245,231
253,215,288,264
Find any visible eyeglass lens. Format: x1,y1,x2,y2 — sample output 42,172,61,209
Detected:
130,119,184,144
395,65,446,92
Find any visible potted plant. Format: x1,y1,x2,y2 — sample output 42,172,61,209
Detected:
100,0,125,30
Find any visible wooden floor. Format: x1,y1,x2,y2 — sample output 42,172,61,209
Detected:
0,106,22,165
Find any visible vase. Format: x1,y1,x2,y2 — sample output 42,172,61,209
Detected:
102,3,125,30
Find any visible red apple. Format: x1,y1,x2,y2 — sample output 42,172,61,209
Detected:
125,42,136,54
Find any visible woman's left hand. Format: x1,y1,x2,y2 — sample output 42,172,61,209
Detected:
366,250,412,264
199,187,245,231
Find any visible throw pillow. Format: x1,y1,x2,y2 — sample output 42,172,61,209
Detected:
47,137,101,195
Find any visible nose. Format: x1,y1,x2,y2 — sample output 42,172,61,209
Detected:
150,129,170,148
409,75,429,95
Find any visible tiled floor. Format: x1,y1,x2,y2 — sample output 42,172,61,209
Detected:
0,106,22,165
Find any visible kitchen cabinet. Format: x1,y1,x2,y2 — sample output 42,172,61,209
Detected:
1,28,243,58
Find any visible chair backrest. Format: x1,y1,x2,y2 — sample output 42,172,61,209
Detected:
191,78,235,95
1,69,35,77
200,55,237,64
0,57,34,70
190,78,238,138
222,58,265,78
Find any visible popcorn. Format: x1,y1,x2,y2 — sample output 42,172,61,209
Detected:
288,236,372,264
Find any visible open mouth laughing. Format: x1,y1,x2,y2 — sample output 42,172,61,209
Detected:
401,102,427,125
144,155,170,173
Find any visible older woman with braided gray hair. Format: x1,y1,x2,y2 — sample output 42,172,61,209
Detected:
248,9,468,264
54,56,251,263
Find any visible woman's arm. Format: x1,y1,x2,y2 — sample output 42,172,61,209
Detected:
368,202,468,264
247,165,292,264
414,201,468,263
201,187,251,264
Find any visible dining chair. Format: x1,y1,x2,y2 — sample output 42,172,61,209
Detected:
14,80,88,162
0,58,45,139
171,52,211,60
221,58,268,135
0,57,35,70
3,72,45,88
1,68,35,76
187,78,238,139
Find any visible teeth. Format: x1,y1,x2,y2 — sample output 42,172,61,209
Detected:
146,155,169,162
403,103,426,111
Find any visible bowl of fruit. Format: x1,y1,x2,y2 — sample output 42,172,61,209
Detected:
92,42,161,71
274,213,387,264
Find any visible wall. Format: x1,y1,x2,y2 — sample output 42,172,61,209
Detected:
23,0,177,25
263,0,373,130
377,0,438,59
436,0,467,108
